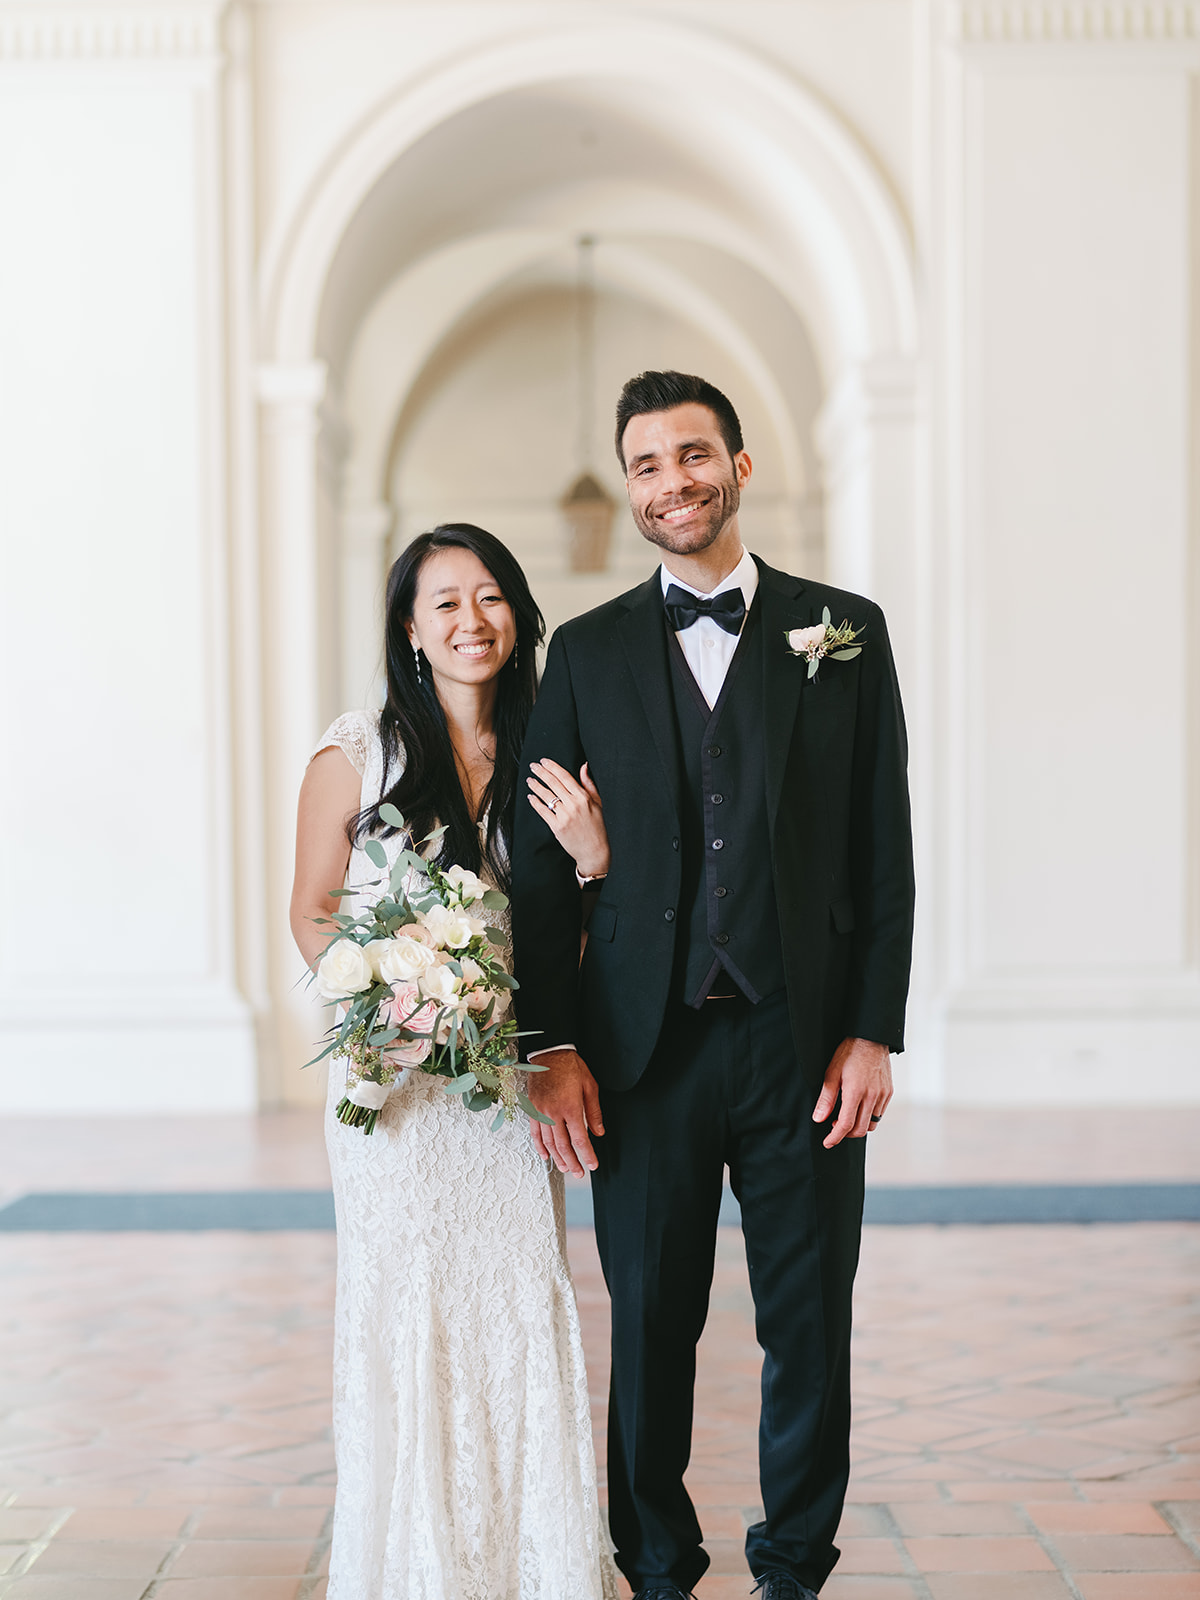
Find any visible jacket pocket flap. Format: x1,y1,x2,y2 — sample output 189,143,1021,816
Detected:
830,895,855,934
588,902,617,942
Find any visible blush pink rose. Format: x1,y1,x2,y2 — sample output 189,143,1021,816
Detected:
380,981,437,1068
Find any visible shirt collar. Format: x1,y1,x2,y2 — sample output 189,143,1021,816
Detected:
658,546,759,611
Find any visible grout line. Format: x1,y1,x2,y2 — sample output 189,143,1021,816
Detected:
295,1505,334,1599
1016,1505,1086,1600
139,1509,201,1599
0,1505,74,1596
1158,1500,1200,1562
875,1502,936,1600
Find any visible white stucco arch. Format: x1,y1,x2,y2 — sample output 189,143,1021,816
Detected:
259,19,917,378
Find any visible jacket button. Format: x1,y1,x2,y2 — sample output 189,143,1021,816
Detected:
664,908,675,922
711,793,723,804
712,838,724,850
715,932,730,945
714,886,727,898
671,838,679,850
707,744,722,757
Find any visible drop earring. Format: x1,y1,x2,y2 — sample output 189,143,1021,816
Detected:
413,645,422,684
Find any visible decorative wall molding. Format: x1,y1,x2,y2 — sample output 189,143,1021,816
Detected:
950,2,1200,43
0,4,223,62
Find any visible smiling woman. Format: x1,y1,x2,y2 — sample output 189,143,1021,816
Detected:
286,522,619,1600
357,523,541,892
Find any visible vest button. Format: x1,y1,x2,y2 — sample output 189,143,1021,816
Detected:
714,886,728,898
707,744,722,757
664,908,676,922
711,793,723,804
715,932,730,945
712,838,724,850
671,837,680,850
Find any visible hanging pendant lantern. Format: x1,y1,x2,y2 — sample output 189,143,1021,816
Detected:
561,469,616,574
561,235,615,573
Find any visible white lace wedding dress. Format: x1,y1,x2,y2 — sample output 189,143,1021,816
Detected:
314,710,618,1600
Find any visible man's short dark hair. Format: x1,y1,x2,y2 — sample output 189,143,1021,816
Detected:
614,370,744,469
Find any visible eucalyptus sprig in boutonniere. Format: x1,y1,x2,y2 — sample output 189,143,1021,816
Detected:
785,607,864,681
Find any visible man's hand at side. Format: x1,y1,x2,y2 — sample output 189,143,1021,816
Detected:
812,1037,893,1149
526,1049,604,1175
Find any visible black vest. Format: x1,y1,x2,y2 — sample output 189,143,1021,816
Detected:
667,603,787,1008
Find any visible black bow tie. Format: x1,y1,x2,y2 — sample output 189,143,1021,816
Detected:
664,583,746,636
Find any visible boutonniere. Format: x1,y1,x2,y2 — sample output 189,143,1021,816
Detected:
785,607,863,681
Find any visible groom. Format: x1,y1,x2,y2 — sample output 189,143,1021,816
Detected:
511,371,914,1599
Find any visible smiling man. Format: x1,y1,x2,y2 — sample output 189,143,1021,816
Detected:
511,371,915,1600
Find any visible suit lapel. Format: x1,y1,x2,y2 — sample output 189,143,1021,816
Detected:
617,575,684,825
756,559,809,833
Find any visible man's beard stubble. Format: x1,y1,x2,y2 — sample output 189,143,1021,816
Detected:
631,471,741,556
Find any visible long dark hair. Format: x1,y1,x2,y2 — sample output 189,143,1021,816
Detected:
352,524,545,889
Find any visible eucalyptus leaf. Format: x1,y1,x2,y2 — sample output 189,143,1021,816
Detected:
807,659,820,680
364,839,388,869
486,926,506,947
489,970,517,989
467,1090,493,1113
378,802,406,830
480,889,509,911
490,1107,507,1132
517,1091,555,1125
822,605,831,625
830,647,861,661
327,888,358,898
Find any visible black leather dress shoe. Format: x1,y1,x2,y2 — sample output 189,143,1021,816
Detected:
631,1588,695,1600
751,1572,819,1600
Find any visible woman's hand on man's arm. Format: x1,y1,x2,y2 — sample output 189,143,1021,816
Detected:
525,758,610,880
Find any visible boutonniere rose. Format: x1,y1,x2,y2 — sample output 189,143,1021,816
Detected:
785,606,864,681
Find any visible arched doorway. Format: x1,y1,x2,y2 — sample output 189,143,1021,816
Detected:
256,21,921,1103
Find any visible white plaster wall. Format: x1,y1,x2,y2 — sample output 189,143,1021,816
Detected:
936,26,1200,1102
0,21,255,1109
3,0,1198,1112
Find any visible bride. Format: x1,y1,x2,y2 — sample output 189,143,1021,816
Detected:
290,524,619,1600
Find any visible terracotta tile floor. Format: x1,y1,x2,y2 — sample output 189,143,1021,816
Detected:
1,1107,1198,1598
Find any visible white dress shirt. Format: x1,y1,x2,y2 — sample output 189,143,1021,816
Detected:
661,545,759,708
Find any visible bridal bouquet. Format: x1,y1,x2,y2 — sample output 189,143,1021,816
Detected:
306,803,547,1136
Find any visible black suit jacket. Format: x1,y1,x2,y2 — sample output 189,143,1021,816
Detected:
510,558,915,1091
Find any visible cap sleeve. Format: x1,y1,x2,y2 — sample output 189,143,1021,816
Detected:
311,710,374,777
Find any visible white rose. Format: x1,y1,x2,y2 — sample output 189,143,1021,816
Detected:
316,939,374,1000
459,956,485,990
419,962,463,1004
377,935,437,984
786,624,827,657
422,904,476,950
363,939,394,980
446,865,488,906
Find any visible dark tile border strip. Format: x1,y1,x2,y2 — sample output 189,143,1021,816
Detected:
0,1184,1197,1231
0,1191,336,1231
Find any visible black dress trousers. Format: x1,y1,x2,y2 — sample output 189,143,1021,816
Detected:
590,989,866,1594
